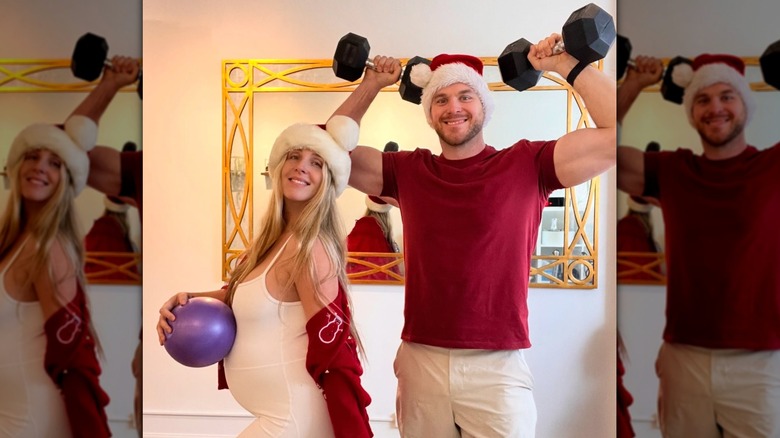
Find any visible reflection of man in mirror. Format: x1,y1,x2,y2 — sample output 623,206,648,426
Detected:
618,53,780,437
329,32,616,435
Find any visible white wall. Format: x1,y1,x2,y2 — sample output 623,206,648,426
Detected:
617,1,780,437
142,1,617,437
1,2,142,437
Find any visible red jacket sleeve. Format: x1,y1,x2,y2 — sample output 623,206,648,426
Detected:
44,292,111,438
305,289,373,438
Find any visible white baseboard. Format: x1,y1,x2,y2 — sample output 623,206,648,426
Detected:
143,411,400,438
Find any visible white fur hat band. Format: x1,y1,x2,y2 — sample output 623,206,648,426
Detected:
410,54,495,128
627,196,653,213
7,115,97,195
365,195,391,213
267,115,359,196
104,196,129,213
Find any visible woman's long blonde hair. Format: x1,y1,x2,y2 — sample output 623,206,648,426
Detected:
0,152,101,353
364,208,395,250
224,148,364,356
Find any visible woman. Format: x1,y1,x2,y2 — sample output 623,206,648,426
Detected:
347,195,402,280
157,116,373,438
0,116,110,437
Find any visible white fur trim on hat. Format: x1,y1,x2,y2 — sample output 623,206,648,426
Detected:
104,196,129,213
365,195,391,213
420,63,494,128
682,63,756,127
267,115,359,196
7,115,97,195
627,196,653,213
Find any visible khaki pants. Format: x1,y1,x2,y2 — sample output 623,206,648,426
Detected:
394,341,536,438
656,342,780,438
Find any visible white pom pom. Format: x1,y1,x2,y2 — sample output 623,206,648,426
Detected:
671,63,694,88
410,63,432,88
326,115,360,152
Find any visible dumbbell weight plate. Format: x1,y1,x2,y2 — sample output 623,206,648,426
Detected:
760,40,780,90
498,38,542,92
561,3,616,65
71,32,110,81
617,35,631,80
333,32,371,82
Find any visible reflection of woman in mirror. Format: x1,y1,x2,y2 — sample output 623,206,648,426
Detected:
0,117,110,437
85,141,140,282
347,195,402,280
616,195,661,281
156,116,372,437
84,195,139,280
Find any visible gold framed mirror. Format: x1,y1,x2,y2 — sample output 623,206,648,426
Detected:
0,58,142,285
223,58,602,288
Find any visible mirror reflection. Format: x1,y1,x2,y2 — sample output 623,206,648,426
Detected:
616,56,779,285
0,59,142,284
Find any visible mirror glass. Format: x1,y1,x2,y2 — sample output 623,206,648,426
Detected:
0,59,142,284
223,59,601,288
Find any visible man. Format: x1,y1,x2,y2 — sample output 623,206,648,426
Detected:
618,53,780,437
331,33,615,436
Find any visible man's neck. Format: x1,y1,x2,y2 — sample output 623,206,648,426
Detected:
439,135,487,161
701,136,748,160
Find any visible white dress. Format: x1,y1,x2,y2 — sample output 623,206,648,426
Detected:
224,238,335,438
0,243,71,438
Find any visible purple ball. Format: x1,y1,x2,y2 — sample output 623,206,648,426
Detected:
164,297,237,368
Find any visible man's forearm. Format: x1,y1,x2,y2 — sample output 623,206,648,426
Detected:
617,79,645,124
331,79,384,124
569,65,617,129
70,79,122,124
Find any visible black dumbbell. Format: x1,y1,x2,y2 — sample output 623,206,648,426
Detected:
498,3,616,92
760,39,780,90
332,33,430,104
617,35,632,80
71,32,142,99
616,35,691,104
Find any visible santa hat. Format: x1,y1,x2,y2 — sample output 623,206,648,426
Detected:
627,196,652,213
268,115,359,196
670,54,756,127
104,195,129,213
6,115,97,195
409,54,495,128
365,195,392,213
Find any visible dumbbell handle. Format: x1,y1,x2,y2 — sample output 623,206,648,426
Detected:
552,40,566,55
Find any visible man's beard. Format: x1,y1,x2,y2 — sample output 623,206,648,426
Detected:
436,119,483,147
698,119,745,148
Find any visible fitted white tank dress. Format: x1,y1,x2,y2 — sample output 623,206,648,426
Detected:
224,238,335,438
0,242,71,438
